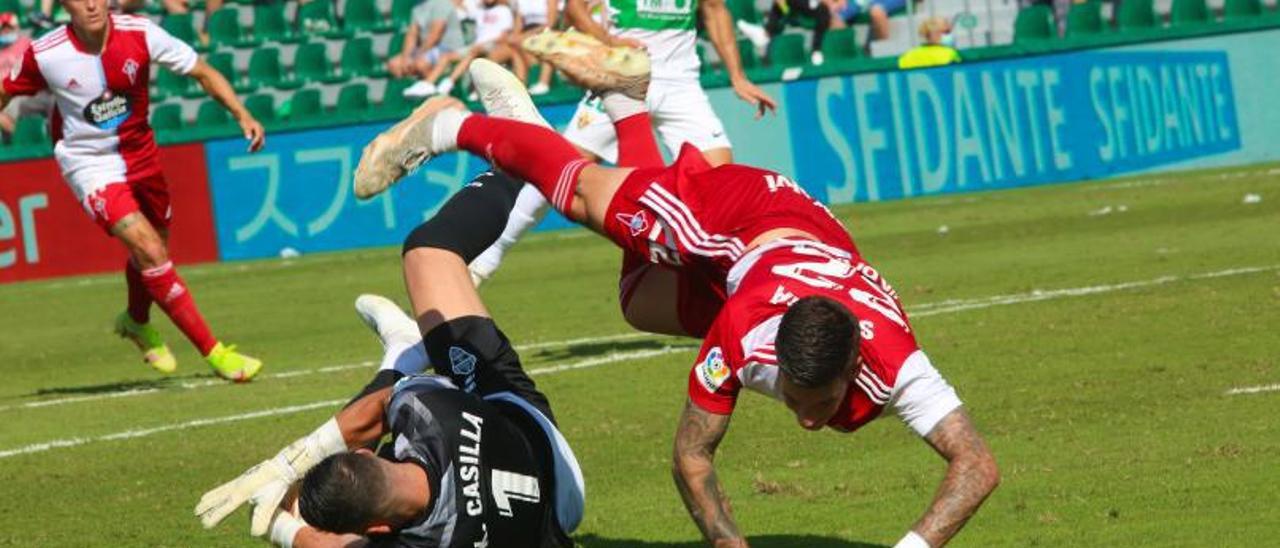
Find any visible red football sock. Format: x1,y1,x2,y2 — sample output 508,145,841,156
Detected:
614,113,664,168
125,259,152,324
140,261,218,355
457,115,590,214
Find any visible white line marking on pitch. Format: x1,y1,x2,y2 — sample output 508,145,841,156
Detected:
1225,383,1280,396
0,346,695,459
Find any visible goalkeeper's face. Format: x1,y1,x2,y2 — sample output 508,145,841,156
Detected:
299,449,408,535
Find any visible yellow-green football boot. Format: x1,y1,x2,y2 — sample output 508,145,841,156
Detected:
114,312,177,374
205,342,263,383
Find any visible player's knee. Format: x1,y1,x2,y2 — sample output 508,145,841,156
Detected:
130,240,169,269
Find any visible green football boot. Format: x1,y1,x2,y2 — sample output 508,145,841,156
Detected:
114,312,178,374
205,342,263,383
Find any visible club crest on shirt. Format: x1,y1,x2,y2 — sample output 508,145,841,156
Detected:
696,347,730,392
84,90,131,130
615,210,650,236
122,58,140,85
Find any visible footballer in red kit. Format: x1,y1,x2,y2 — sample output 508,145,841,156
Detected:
355,57,998,548
0,0,267,380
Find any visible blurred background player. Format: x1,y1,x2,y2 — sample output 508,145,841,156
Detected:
0,0,267,381
352,59,999,548
195,171,584,548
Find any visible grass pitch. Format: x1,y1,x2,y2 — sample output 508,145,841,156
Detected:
0,164,1277,547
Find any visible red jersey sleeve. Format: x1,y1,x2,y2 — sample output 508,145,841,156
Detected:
2,44,45,97
686,320,743,415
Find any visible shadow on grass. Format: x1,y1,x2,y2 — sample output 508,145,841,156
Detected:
527,337,690,361
28,371,212,397
575,534,885,547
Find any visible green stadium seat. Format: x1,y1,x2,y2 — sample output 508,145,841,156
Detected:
1014,5,1055,42
1116,0,1157,29
293,42,349,84
385,31,407,60
340,36,385,78
207,8,256,49
391,0,417,27
820,27,859,61
208,51,255,93
244,94,277,123
727,0,761,25
736,38,759,69
161,13,203,50
379,79,416,114
1224,0,1263,18
254,3,302,43
336,83,370,116
767,34,807,67
248,48,302,90
1065,1,1104,37
12,116,48,147
287,89,324,121
1170,0,1211,25
0,0,23,21
150,104,183,131
196,100,231,127
298,0,350,38
156,68,198,99
344,0,393,33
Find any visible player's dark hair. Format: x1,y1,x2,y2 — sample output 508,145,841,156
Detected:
776,296,859,388
299,453,394,534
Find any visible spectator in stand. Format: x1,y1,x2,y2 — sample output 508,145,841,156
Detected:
828,0,905,41
396,0,468,98
510,0,558,95
426,0,521,98
898,15,960,69
0,11,51,142
764,0,831,65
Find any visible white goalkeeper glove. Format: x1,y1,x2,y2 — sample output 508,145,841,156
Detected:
194,418,347,535
264,506,306,548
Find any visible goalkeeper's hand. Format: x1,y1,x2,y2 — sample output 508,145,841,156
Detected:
195,418,346,534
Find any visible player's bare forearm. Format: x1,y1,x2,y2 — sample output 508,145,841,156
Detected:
672,401,747,546
700,0,746,82
565,0,611,43
293,526,368,548
912,408,1000,546
334,387,393,447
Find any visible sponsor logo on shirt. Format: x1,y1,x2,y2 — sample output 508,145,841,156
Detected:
83,90,131,130
696,347,730,392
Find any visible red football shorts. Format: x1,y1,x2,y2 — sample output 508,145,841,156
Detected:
81,175,172,234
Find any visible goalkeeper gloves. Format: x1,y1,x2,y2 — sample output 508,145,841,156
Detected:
194,418,347,535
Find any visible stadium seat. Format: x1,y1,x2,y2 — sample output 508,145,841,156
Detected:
207,8,256,49
298,0,350,38
1224,0,1263,18
340,36,385,78
391,0,417,27
254,3,302,43
1170,0,1211,25
767,34,807,67
727,0,761,25
208,51,255,93
248,47,302,90
820,27,860,61
0,0,22,21
1014,5,1055,42
385,31,407,60
244,94,277,123
287,89,324,121
1116,0,1157,29
336,83,370,117
150,104,184,131
380,79,416,114
293,42,349,84
736,38,759,69
156,68,198,99
161,13,202,50
12,116,48,147
1065,1,1104,37
344,0,393,33
196,100,231,127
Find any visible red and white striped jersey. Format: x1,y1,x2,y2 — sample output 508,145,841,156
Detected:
1,14,197,199
687,239,962,436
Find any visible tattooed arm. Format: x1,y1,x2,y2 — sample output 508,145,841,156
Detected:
908,408,1000,546
672,400,748,548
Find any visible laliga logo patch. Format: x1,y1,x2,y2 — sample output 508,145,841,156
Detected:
696,347,730,393
122,59,140,85
83,90,131,130
615,210,650,237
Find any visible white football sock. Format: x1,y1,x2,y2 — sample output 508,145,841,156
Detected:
379,340,430,375
430,108,471,155
601,91,647,123
468,184,550,282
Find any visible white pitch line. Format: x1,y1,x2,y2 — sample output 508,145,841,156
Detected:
1225,383,1280,396
0,347,696,460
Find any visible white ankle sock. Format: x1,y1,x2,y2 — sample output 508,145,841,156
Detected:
430,108,471,155
601,92,647,122
379,340,430,375
468,185,550,280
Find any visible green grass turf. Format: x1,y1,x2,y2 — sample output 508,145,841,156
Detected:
0,163,1277,547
